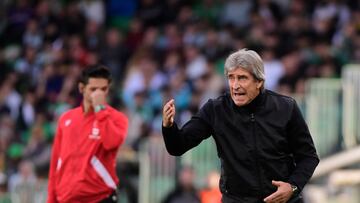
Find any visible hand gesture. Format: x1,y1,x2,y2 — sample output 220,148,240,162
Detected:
263,181,293,203
91,89,106,108
162,99,175,127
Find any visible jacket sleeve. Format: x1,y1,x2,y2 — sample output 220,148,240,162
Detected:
287,100,320,191
47,122,62,203
95,107,128,150
162,100,213,156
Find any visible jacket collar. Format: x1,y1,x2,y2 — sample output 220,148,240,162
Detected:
229,89,266,112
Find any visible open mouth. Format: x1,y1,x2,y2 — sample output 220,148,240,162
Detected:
234,93,246,96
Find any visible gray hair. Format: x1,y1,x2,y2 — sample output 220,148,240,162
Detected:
224,49,265,89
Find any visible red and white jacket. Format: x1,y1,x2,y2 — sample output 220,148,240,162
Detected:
47,105,128,203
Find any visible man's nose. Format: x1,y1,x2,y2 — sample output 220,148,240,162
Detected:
233,79,242,89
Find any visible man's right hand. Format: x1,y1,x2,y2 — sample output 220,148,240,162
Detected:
162,99,175,127
91,89,106,108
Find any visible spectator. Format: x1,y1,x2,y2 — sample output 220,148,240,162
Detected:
100,28,129,83
23,18,43,49
162,165,200,203
78,0,105,26
199,171,221,203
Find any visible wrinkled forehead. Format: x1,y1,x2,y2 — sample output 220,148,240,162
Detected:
226,66,254,77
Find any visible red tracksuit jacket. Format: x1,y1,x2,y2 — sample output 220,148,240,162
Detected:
47,105,128,203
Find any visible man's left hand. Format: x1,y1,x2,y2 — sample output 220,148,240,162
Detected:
263,180,293,203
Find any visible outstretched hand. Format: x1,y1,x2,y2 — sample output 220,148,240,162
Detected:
263,180,293,203
162,99,175,127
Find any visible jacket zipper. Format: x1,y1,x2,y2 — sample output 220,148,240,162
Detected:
251,113,264,197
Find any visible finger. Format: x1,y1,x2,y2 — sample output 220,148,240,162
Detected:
164,107,175,118
166,102,175,109
166,108,174,117
264,196,281,203
168,111,175,120
163,103,172,113
271,196,283,203
165,99,174,107
163,100,174,111
165,101,176,113
163,99,176,125
271,192,288,203
272,180,282,187
168,100,175,109
165,106,174,115
264,192,279,202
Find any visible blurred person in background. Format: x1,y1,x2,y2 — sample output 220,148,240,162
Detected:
99,28,129,84
200,171,222,203
162,49,319,203
16,88,36,132
162,165,200,203
0,73,22,121
22,119,51,177
8,160,37,203
47,65,128,203
4,0,33,44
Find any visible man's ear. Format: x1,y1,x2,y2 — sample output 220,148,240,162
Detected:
78,83,85,93
257,80,264,89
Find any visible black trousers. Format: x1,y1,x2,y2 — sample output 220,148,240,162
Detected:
98,191,118,203
221,194,304,203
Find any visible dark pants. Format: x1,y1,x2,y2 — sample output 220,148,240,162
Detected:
221,194,304,203
98,191,118,203
222,194,259,203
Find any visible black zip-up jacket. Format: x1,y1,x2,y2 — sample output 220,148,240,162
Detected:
162,90,319,202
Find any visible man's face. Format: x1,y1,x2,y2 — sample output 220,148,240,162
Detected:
79,78,110,105
227,67,263,107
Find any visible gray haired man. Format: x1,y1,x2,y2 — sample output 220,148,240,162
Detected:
162,49,319,203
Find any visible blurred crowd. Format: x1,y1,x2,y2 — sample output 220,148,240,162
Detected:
0,0,360,201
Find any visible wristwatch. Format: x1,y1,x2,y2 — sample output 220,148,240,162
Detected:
290,184,298,195
94,104,106,113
